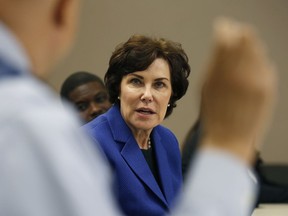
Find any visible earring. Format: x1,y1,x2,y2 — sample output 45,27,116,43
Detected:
167,104,170,107
118,96,120,100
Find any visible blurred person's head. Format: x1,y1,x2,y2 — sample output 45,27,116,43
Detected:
61,71,111,123
0,0,81,77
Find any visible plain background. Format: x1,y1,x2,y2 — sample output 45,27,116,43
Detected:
48,0,288,164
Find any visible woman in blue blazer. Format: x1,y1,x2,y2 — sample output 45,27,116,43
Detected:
83,35,190,216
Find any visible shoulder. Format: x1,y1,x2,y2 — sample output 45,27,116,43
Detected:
82,113,110,137
0,78,97,160
81,113,115,151
155,125,178,142
154,125,180,155
1,77,82,135
82,105,126,142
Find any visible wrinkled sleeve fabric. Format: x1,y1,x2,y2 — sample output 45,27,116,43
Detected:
172,149,257,216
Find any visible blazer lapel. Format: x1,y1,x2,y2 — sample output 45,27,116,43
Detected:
121,139,168,206
107,105,168,206
153,130,174,206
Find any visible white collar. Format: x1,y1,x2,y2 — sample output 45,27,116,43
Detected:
0,21,31,73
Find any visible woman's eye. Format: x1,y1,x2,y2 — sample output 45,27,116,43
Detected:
130,78,142,85
154,81,165,89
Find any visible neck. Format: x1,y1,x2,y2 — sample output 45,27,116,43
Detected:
134,132,151,150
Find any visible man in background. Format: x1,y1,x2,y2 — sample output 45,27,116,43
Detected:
0,0,277,215
60,71,111,124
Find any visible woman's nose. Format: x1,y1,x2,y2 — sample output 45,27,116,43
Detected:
140,87,153,103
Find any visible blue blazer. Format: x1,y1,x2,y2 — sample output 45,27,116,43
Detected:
83,105,182,216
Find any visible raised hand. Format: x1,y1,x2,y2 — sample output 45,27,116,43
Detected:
200,18,278,163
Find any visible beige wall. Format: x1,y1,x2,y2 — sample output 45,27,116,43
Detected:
49,0,288,163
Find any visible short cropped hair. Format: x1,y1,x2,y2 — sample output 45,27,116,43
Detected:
60,71,104,101
105,34,191,118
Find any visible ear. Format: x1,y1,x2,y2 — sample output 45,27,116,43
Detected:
49,0,79,65
53,0,75,27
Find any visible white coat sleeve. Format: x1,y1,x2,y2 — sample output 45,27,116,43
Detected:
171,149,257,216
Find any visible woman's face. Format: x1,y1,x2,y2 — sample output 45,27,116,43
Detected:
119,58,172,134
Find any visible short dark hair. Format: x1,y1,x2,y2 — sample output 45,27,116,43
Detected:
105,34,191,118
60,71,104,101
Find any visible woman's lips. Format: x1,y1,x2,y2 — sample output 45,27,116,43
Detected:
136,107,156,115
